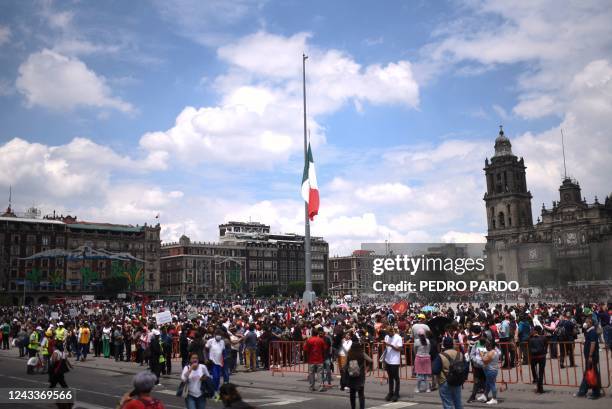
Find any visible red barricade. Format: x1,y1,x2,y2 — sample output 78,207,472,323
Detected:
268,339,610,389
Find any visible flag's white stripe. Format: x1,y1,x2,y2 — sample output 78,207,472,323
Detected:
301,179,310,202
309,161,318,190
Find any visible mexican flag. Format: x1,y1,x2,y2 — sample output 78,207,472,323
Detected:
301,142,319,221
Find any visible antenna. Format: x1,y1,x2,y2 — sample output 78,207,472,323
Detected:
561,129,568,179
8,185,11,208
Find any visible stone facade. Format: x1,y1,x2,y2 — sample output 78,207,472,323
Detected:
484,128,612,285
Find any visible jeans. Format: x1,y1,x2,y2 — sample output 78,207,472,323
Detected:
530,358,545,392
386,364,400,397
469,366,485,400
416,374,430,392
78,343,89,361
308,363,324,389
349,387,365,409
439,381,463,409
211,364,226,392
484,368,497,400
323,358,332,384
185,394,206,409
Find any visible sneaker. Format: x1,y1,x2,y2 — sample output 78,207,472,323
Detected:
391,395,399,402
425,389,431,393
384,393,392,401
414,388,420,394
486,399,498,405
477,394,487,402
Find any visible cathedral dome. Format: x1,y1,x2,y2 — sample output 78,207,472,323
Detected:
493,126,513,157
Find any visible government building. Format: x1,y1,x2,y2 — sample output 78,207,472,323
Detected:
0,205,161,305
484,127,612,286
159,221,329,299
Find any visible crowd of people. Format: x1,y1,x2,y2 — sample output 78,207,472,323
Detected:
0,297,610,409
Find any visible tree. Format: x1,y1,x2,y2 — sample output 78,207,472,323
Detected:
286,281,305,296
255,284,278,297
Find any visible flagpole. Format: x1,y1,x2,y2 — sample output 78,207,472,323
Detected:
302,53,314,305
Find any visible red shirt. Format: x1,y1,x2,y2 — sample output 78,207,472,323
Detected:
122,397,164,409
303,335,328,364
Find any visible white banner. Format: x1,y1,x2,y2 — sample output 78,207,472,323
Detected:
155,310,172,325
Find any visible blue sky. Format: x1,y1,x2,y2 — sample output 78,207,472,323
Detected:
0,0,611,254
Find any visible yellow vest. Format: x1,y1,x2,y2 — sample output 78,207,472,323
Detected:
41,339,49,356
55,327,66,341
28,331,39,350
158,340,165,363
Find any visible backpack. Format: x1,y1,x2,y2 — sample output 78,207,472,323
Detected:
441,351,466,386
554,325,567,340
347,359,361,377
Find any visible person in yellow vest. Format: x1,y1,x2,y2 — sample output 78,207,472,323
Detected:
55,322,66,352
41,330,53,373
77,322,91,362
28,326,41,358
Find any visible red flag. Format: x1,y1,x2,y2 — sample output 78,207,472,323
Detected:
392,300,409,315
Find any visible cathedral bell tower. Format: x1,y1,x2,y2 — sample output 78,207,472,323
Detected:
484,127,533,235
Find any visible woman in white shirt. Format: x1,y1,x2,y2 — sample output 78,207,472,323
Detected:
338,331,353,391
181,353,211,409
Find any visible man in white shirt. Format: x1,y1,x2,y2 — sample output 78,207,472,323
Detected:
205,330,226,397
384,326,403,402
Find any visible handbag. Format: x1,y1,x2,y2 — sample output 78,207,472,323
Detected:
585,368,598,388
176,381,189,398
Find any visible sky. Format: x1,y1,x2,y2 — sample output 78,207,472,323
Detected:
0,0,611,255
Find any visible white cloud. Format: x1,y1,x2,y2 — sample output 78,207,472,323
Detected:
441,231,486,244
355,183,412,203
492,104,509,120
0,25,10,45
140,31,419,168
513,95,556,119
16,49,133,113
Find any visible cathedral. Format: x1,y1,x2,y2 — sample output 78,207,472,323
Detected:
483,127,612,286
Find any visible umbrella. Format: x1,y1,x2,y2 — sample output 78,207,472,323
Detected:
337,303,349,310
427,316,451,338
422,305,438,313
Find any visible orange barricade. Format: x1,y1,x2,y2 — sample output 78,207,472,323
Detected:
268,339,610,389
172,336,179,358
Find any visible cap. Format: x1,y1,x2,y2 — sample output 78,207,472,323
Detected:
58,322,64,326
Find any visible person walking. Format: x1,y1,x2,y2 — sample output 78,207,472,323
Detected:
114,325,125,362
558,312,576,368
338,330,352,391
414,329,432,393
432,336,465,409
243,325,258,372
49,347,71,388
77,322,91,362
481,339,501,405
303,327,328,392
102,324,112,358
528,325,548,394
343,337,372,409
150,329,164,386
384,325,403,402
1,320,10,350
575,317,601,400
181,353,211,409
467,332,487,403
206,329,227,399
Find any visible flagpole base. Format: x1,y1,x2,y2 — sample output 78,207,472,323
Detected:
302,290,316,306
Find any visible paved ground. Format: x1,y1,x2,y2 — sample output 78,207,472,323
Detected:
0,349,608,409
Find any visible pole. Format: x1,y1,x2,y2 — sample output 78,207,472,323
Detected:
302,53,314,305
560,128,568,179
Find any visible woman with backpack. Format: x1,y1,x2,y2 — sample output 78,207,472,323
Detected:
343,337,372,409
414,329,432,393
432,336,466,409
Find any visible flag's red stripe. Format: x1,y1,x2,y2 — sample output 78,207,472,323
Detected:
308,188,319,220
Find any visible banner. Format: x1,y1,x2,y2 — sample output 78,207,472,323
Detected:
155,310,172,325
